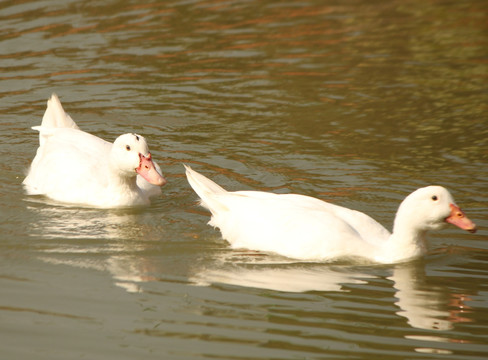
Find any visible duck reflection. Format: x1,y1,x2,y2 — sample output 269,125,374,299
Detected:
193,253,472,333
191,257,368,292
390,263,451,330
26,200,153,241
26,201,163,292
390,262,472,331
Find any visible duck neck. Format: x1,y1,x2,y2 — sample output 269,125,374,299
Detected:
108,166,139,193
386,220,427,261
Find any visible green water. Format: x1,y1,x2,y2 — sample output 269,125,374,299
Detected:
1,0,487,359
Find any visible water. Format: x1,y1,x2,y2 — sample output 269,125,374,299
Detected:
1,0,487,359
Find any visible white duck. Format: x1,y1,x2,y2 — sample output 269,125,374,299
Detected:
185,165,476,264
23,94,166,208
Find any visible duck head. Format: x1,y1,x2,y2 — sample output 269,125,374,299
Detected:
110,133,166,186
394,185,476,234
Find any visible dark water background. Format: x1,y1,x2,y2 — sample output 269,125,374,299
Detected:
1,0,487,359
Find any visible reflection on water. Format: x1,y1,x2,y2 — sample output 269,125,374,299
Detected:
27,202,148,241
193,255,472,331
192,261,368,293
26,200,166,291
391,264,473,332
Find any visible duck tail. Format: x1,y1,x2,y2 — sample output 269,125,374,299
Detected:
184,164,228,214
39,94,79,130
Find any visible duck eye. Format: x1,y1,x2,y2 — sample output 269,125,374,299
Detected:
431,195,438,201
125,145,131,151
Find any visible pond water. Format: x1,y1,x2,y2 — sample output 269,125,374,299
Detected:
1,0,487,359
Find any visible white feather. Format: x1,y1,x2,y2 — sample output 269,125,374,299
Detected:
185,165,475,264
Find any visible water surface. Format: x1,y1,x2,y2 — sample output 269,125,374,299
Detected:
1,0,487,359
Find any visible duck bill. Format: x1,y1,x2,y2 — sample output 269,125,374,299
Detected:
136,153,167,186
445,204,477,233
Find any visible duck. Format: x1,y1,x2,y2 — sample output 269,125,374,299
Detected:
184,165,476,264
23,94,166,208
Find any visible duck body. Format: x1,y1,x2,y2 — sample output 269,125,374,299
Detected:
23,94,166,208
185,165,476,264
